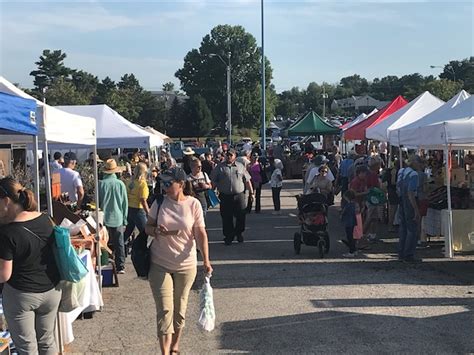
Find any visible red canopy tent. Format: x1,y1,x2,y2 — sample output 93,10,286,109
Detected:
343,95,408,140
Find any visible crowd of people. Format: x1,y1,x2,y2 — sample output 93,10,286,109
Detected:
2,136,465,355
302,143,435,261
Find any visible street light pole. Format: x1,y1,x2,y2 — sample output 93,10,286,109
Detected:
261,0,266,151
430,64,456,82
209,53,232,145
226,52,232,146
321,85,328,118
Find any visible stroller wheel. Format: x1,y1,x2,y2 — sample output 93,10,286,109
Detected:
318,240,325,259
294,232,301,255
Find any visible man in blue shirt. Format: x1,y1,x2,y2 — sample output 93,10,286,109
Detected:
99,159,128,273
338,151,356,208
396,155,422,262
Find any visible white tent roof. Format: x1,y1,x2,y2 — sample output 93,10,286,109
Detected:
342,112,367,131
56,104,158,149
391,90,471,147
396,95,474,149
0,76,96,146
134,124,165,147
140,126,172,143
366,91,444,142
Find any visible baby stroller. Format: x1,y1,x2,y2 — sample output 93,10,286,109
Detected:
294,192,330,258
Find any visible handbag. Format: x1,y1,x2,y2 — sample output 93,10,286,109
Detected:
131,195,164,278
206,189,220,208
23,223,88,283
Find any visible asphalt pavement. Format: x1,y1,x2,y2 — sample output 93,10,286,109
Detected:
69,179,474,354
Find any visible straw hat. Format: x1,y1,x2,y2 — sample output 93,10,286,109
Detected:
183,147,196,155
103,159,125,174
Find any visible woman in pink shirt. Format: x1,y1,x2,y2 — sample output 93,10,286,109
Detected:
248,153,263,213
145,167,213,355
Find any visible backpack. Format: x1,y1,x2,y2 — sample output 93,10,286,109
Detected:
131,195,164,278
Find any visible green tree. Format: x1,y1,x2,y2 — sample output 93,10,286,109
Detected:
339,74,369,96
185,95,213,137
42,77,88,106
30,50,73,95
162,82,175,92
71,70,99,103
175,24,273,130
137,91,166,130
424,79,464,101
167,97,184,136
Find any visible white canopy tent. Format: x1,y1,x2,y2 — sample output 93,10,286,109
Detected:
56,104,161,149
396,95,474,149
0,77,97,214
142,126,172,143
390,90,471,148
366,91,444,142
0,77,96,146
399,95,474,259
342,112,369,131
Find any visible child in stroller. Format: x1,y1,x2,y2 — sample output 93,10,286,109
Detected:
294,192,330,258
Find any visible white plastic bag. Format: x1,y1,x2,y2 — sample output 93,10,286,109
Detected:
198,274,215,332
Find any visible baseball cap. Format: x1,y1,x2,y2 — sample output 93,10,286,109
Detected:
159,167,187,182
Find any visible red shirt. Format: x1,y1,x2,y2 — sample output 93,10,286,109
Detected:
350,176,367,207
366,171,380,189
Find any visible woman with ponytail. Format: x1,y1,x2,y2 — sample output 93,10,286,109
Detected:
0,177,61,355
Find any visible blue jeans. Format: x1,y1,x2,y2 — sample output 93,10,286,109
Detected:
107,226,125,270
398,200,418,259
124,207,147,243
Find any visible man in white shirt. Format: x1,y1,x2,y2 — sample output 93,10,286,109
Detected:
59,152,84,206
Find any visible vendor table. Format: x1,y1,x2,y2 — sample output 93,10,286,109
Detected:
58,250,103,345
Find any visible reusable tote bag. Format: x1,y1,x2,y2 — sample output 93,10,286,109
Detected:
52,225,88,282
23,223,88,282
206,189,220,208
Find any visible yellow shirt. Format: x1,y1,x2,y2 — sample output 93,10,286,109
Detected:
127,179,149,209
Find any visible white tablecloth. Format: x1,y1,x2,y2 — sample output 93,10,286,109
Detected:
58,250,103,345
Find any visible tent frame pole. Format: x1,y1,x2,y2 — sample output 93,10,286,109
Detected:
444,126,454,258
33,136,40,211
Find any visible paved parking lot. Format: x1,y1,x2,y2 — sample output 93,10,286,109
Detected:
69,180,474,354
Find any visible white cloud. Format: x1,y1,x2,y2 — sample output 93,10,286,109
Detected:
1,3,137,34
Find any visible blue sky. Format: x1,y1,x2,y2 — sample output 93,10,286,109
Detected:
0,0,472,93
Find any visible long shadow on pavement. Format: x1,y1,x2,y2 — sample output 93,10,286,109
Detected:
219,301,474,354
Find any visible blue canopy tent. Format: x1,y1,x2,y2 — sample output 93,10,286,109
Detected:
0,92,40,207
0,92,37,135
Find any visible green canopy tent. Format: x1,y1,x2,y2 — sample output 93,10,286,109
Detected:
288,111,341,136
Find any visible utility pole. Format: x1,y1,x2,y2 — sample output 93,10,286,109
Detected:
321,85,328,119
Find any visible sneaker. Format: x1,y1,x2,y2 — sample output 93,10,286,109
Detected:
118,269,125,274
237,234,244,243
368,233,377,242
342,252,356,258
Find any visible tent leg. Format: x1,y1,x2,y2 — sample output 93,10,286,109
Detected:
93,145,103,296
44,140,53,217
444,146,454,258
33,136,40,211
